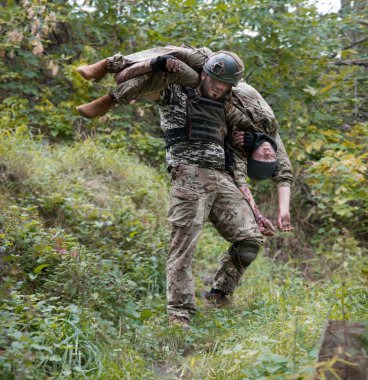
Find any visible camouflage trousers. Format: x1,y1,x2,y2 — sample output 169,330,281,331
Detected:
106,46,206,104
167,164,263,319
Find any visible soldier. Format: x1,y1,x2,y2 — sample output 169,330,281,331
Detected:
145,52,267,329
76,45,293,232
76,51,293,329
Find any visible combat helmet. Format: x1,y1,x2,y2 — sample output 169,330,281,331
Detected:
203,51,244,86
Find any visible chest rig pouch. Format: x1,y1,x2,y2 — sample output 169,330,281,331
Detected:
164,88,227,148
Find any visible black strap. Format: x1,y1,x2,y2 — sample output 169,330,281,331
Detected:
185,87,196,99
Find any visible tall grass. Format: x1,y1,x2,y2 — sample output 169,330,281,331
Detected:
1,129,366,379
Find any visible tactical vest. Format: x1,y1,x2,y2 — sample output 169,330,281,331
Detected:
164,88,227,148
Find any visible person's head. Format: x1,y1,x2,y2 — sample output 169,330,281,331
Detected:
252,141,277,162
244,132,278,180
199,51,244,101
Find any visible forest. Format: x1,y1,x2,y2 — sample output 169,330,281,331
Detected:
0,0,367,379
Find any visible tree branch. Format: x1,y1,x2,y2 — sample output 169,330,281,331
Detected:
343,35,368,50
332,59,368,67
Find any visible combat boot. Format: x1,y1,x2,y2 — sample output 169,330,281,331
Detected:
168,314,190,331
76,59,108,82
76,94,115,119
204,288,231,307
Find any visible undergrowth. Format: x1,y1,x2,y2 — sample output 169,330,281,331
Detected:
0,130,367,379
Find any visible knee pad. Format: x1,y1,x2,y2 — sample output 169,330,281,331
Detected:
230,240,260,268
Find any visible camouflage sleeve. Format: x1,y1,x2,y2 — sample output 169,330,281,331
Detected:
159,85,173,106
164,62,199,88
231,150,248,187
112,61,199,104
224,102,254,187
273,130,293,188
225,101,255,132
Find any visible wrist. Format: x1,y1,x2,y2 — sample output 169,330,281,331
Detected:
150,55,175,72
255,214,265,225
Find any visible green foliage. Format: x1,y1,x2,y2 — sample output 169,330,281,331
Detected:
0,129,169,296
0,0,367,378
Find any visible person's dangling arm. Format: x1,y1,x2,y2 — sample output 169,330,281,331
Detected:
230,150,275,236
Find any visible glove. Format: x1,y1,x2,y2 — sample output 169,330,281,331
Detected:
243,132,254,153
150,55,176,72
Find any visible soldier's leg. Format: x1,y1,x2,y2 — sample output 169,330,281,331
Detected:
210,240,261,295
76,45,209,84
77,58,198,118
167,165,216,320
209,172,263,295
107,45,210,73
106,46,190,72
167,222,202,320
76,62,199,118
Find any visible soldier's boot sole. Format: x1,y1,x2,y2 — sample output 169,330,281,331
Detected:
76,59,108,82
76,94,115,119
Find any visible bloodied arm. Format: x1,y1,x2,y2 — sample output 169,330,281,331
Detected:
230,151,275,236
225,105,276,236
239,183,276,236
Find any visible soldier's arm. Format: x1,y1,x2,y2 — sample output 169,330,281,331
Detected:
225,101,255,133
111,58,200,103
224,101,256,186
278,186,293,231
273,130,293,188
271,129,294,232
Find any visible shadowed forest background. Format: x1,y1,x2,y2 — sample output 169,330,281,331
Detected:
0,0,367,379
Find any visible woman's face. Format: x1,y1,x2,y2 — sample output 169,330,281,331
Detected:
252,141,276,162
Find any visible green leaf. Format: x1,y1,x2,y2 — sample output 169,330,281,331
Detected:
34,264,49,274
140,309,153,321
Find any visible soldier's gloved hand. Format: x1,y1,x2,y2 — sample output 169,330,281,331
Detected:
150,55,181,72
243,132,254,153
233,131,255,152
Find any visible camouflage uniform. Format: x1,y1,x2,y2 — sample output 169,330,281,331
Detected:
106,45,293,188
160,85,263,319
